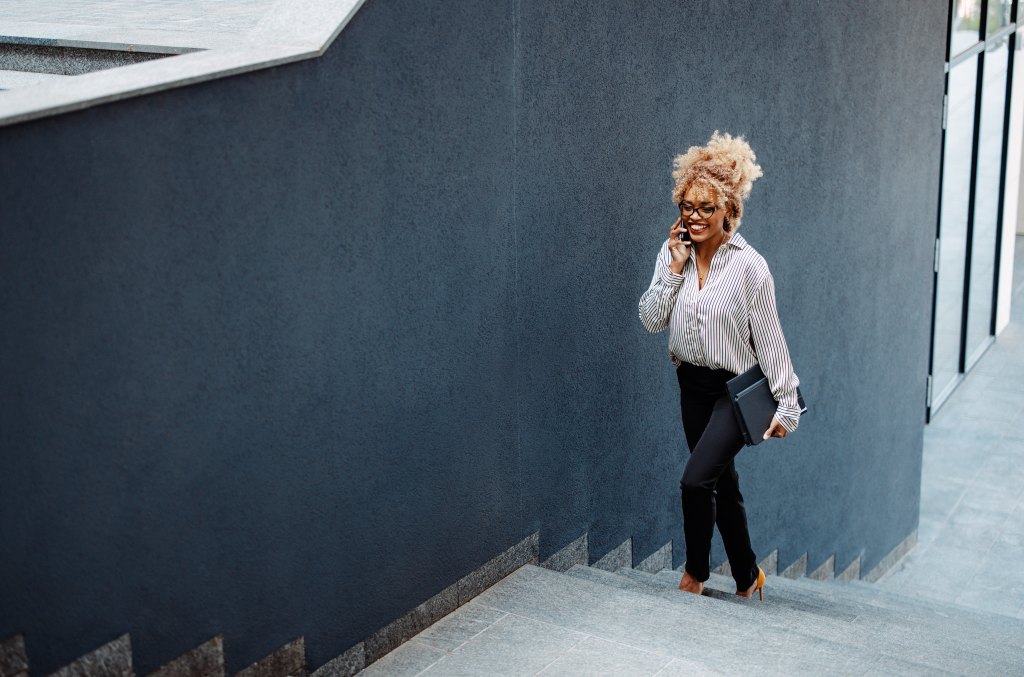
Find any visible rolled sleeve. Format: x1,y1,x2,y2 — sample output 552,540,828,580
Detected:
749,272,801,434
638,238,685,333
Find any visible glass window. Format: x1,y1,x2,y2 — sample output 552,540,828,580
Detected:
951,0,984,56
965,38,1011,366
932,55,979,401
986,0,1013,34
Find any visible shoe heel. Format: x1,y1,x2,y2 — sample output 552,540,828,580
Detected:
756,567,765,602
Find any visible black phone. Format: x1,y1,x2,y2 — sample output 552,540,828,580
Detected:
679,225,691,242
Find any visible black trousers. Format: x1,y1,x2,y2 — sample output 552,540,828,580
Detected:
677,361,758,591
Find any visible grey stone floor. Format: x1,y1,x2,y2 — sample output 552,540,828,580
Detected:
876,235,1024,619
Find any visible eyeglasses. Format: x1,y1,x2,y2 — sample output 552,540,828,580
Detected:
679,202,720,219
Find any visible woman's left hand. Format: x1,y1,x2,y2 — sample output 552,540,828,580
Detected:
762,417,788,440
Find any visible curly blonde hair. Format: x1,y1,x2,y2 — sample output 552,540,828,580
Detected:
671,130,763,233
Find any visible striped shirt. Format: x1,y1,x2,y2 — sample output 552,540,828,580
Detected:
638,231,802,433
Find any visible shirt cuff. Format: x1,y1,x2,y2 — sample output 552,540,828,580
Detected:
775,406,800,434
659,263,684,286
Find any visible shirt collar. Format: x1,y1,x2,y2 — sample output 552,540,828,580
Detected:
686,232,747,261
725,232,747,249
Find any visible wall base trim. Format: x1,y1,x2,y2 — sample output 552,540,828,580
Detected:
591,538,632,572
863,529,918,583
780,553,808,579
808,554,836,581
539,532,588,573
635,541,673,574
50,633,132,677
0,633,28,677
149,636,225,677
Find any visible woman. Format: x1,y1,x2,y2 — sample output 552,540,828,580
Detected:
638,130,801,602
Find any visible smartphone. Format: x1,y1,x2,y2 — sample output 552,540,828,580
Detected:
679,225,691,242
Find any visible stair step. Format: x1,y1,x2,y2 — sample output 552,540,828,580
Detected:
479,564,1019,674
609,566,1024,671
719,569,1020,627
563,564,778,625
628,568,1024,657
669,567,1009,622
363,563,1024,675
435,564,887,675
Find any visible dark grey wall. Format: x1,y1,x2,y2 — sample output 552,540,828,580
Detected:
0,1,947,674
514,0,946,582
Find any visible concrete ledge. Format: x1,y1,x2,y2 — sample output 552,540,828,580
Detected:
0,0,366,128
0,25,239,54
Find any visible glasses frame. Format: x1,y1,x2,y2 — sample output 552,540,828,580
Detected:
679,202,721,219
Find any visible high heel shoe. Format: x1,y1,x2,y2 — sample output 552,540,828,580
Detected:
736,566,765,601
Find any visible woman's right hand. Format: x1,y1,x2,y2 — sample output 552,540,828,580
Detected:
667,216,690,273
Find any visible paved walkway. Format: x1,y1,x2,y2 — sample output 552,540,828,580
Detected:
877,236,1024,619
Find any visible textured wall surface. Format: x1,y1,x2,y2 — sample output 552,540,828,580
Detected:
514,0,946,587
0,0,947,674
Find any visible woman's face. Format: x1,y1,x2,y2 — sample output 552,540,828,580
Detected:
680,185,728,246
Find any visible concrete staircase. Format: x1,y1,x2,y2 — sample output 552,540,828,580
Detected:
357,562,1024,675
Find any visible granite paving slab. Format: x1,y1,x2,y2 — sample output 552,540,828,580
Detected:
418,613,586,676
535,635,673,676
650,656,731,676
355,639,446,677
412,601,509,653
